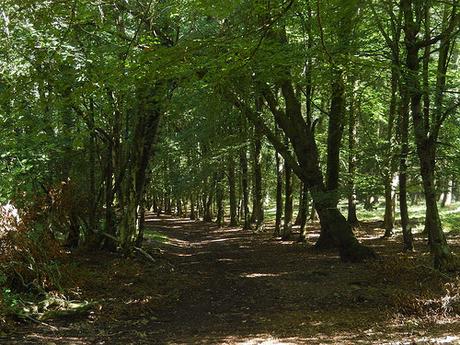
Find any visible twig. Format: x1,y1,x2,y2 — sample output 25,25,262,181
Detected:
21,314,58,331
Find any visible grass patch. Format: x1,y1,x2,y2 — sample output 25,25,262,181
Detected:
144,230,169,243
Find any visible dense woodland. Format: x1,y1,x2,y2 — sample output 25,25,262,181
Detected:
1,0,460,343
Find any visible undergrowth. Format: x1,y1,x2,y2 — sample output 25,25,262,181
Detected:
0,184,92,323
371,258,460,318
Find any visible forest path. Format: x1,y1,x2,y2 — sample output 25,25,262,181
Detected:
3,214,460,344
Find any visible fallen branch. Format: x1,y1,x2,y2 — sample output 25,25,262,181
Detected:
101,232,156,263
20,314,58,331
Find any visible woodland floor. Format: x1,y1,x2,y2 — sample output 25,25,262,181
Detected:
2,214,460,344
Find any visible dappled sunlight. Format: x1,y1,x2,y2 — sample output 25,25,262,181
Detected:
4,213,460,344
241,272,289,278
199,238,237,245
217,258,241,263
214,335,306,345
24,334,89,345
164,237,191,248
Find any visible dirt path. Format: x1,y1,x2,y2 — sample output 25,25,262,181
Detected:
2,215,460,344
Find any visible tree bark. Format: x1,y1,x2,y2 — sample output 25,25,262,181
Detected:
316,72,345,249
401,0,457,270
103,141,117,251
240,145,250,230
190,194,196,220
297,183,309,242
347,82,358,225
228,154,238,226
274,150,283,237
216,170,224,227
399,83,414,251
282,139,293,240
251,122,264,229
230,76,375,262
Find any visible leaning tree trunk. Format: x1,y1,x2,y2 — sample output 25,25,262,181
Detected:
232,72,375,262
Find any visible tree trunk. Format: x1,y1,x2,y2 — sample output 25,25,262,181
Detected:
274,150,283,237
251,123,264,230
383,64,399,237
233,68,375,262
316,72,345,249
190,195,196,220
216,171,224,227
88,99,97,233
282,146,293,240
135,202,146,247
295,182,308,227
203,192,213,222
240,145,250,229
420,144,453,269
347,83,358,225
401,0,456,270
297,183,309,242
399,83,414,251
228,155,238,226
441,179,453,208
103,142,117,251
383,180,394,237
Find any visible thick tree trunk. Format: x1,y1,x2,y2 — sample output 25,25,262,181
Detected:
234,69,375,262
313,187,376,262
401,0,456,269
420,144,454,269
316,73,345,249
